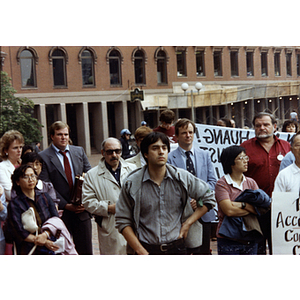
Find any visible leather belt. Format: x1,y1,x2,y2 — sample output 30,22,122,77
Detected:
141,238,185,253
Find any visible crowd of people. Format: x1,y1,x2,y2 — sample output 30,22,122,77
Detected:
0,108,298,255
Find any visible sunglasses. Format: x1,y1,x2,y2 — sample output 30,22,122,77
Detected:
105,149,122,155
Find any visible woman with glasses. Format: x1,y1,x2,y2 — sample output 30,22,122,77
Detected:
215,145,260,255
6,165,60,254
21,152,60,209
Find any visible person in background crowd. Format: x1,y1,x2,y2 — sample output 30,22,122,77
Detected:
39,121,92,255
82,138,135,254
279,150,295,171
230,119,236,128
215,146,260,255
153,109,177,144
115,131,216,255
167,118,217,254
141,121,147,127
21,152,59,208
240,112,290,254
35,142,41,153
119,129,134,159
217,118,232,127
21,145,33,161
0,184,7,255
7,165,59,255
282,120,297,133
0,130,24,201
126,126,153,168
290,109,298,123
274,132,300,193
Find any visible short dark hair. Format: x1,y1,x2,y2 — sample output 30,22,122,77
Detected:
11,165,37,195
174,118,195,136
159,109,175,124
220,145,246,175
140,132,170,163
21,151,43,165
282,120,298,133
252,112,276,126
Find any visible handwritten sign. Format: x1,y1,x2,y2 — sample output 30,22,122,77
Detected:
193,124,293,179
272,192,300,255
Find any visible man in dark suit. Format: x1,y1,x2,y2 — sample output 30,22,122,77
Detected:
39,121,92,254
167,118,217,254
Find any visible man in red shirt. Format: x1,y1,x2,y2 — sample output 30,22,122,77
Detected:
153,109,177,144
240,112,290,254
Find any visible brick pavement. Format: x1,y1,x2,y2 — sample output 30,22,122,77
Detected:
87,153,218,255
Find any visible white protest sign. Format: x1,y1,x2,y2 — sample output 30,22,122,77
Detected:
272,192,300,255
193,124,293,179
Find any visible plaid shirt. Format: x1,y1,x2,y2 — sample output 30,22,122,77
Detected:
7,191,59,254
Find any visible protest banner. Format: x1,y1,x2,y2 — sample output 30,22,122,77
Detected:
170,124,293,223
194,124,293,179
272,192,300,255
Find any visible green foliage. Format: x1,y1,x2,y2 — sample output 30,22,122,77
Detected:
0,71,43,145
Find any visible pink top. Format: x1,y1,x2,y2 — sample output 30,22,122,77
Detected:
215,175,258,238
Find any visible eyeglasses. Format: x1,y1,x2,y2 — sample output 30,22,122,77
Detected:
236,155,249,162
105,149,122,155
22,174,38,181
27,162,41,168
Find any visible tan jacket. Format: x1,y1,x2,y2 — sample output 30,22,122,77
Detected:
82,158,135,255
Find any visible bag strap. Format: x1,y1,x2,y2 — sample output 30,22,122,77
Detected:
28,230,38,255
13,229,38,255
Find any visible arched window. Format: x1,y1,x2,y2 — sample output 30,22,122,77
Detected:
155,48,168,84
18,48,37,88
80,49,95,86
133,49,146,84
49,47,67,87
108,49,122,86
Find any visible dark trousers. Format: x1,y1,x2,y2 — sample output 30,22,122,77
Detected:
257,210,272,255
62,210,93,255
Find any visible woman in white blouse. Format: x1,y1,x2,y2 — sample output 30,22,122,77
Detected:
0,130,24,201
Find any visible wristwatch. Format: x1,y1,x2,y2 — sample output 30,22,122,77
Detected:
241,202,246,209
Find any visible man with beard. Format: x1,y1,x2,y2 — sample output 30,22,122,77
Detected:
240,112,290,254
82,138,135,254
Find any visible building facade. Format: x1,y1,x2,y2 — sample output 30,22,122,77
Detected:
1,46,300,155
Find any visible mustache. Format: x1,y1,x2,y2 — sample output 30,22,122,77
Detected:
110,157,119,161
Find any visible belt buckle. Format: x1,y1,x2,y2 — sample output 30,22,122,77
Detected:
160,243,168,252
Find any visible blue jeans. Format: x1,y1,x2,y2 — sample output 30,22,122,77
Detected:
217,238,258,255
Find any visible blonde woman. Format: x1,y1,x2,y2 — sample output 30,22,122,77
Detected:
0,130,24,200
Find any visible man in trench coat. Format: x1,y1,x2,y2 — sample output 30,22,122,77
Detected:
82,137,135,255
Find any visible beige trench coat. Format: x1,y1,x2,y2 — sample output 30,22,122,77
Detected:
82,158,136,254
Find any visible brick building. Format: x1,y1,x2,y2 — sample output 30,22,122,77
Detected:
1,46,300,155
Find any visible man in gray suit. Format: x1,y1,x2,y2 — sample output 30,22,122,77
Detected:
39,121,92,254
167,118,217,254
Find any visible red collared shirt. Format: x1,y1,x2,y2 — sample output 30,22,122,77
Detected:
240,136,290,197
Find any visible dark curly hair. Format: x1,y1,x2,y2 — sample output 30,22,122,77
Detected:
140,131,170,163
